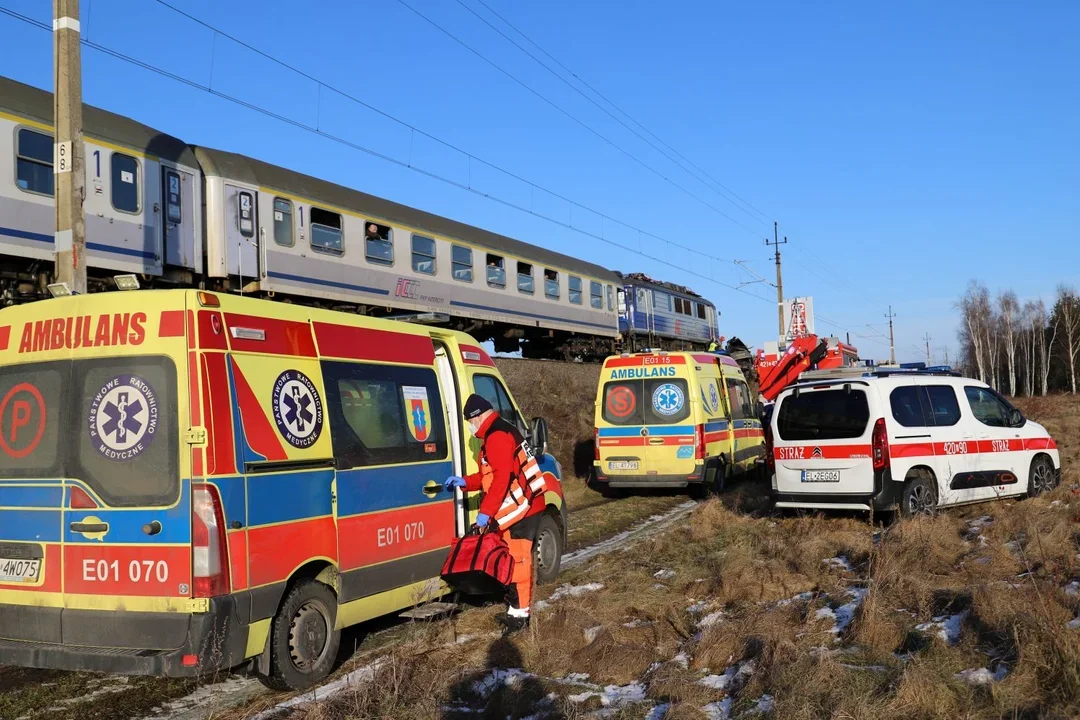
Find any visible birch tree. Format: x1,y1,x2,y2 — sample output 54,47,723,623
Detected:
1054,285,1080,393
998,291,1019,396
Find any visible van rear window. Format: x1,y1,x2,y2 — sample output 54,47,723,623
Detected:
602,379,690,426
0,357,179,507
777,388,869,441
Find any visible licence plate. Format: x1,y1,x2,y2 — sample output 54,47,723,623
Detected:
802,470,840,483
609,461,639,471
0,558,41,583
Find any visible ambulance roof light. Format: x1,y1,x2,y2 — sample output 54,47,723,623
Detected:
46,282,77,298
197,291,221,307
113,274,140,291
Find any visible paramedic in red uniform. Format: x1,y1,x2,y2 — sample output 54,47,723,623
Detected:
444,394,545,634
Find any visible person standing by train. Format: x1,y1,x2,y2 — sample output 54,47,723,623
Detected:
443,395,546,634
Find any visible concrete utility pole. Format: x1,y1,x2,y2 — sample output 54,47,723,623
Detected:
53,0,86,295
924,332,932,365
765,222,787,346
885,306,896,364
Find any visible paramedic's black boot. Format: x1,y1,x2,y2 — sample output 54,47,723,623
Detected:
495,612,530,635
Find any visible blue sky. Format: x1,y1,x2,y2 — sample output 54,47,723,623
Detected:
3,0,1077,363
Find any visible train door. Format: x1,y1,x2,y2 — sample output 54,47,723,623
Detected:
636,287,653,349
161,167,197,270
223,184,260,285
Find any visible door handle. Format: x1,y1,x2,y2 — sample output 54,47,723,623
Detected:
648,438,664,445
70,522,109,534
423,480,442,497
142,521,162,536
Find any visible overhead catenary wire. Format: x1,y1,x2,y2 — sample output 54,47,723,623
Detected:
0,4,777,307
451,0,770,229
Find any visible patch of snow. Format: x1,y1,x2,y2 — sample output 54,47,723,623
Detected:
688,600,709,614
816,589,867,641
623,619,653,628
823,556,854,572
151,675,258,718
745,694,775,715
563,672,592,684
702,698,732,719
1051,500,1062,507
776,591,815,607
249,661,384,719
916,610,968,646
653,583,668,590
1065,581,1080,597
955,666,1008,685
699,610,725,628
568,681,646,707
968,515,993,529
697,661,755,692
1068,617,1080,630
562,501,695,568
673,652,691,669
654,569,676,580
645,703,671,720
838,663,888,672
584,625,604,643
535,582,605,610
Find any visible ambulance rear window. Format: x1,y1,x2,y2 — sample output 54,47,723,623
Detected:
0,356,179,507
777,388,869,441
601,379,690,426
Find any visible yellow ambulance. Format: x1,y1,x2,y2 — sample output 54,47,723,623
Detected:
0,289,567,690
593,351,765,497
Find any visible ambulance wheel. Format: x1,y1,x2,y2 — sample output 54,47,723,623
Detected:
899,474,937,518
534,513,563,585
1028,456,1057,497
260,579,341,691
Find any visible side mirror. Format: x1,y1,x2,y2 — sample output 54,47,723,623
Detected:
530,417,549,456
1010,408,1025,428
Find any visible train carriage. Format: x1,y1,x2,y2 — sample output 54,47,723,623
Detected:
618,272,719,351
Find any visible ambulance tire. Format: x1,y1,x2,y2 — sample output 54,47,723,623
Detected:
899,473,938,519
533,513,563,585
261,579,341,691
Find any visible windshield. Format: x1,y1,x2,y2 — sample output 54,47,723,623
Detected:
0,356,179,506
601,379,691,425
777,388,869,441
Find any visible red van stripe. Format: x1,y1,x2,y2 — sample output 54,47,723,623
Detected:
0,326,11,351
158,310,185,338
224,313,316,357
229,357,288,461
337,503,455,571
314,322,436,365
247,516,337,588
198,310,229,350
459,344,496,368
202,354,236,476
774,445,872,460
187,309,196,350
606,355,686,368
228,531,249,591
890,442,935,458
1024,437,1057,451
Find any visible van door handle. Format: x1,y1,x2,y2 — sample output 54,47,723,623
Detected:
423,480,441,497
70,522,109,534
648,438,664,445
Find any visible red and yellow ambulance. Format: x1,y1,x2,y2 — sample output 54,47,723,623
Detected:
0,290,566,689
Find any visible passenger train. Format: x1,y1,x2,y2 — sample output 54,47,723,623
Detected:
0,77,718,358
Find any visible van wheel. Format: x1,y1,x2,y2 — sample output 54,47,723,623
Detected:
900,475,937,518
1028,456,1057,497
533,513,563,585
259,579,341,691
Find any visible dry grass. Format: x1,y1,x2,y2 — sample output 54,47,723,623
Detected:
265,395,1080,719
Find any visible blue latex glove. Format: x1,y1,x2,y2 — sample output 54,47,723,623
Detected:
475,512,491,528
444,476,466,491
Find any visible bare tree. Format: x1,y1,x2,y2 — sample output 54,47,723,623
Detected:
1021,300,1039,396
1035,299,1055,395
999,291,1019,396
958,281,992,384
1055,285,1080,393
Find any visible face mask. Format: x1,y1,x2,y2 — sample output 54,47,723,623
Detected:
467,420,480,437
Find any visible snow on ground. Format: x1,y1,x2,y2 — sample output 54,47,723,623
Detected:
654,569,676,580
699,610,726,628
697,661,755,693
915,610,969,646
534,582,605,610
816,589,867,641
561,502,696,568
745,694,775,715
148,676,259,719
249,661,385,720
1068,617,1080,630
567,680,646,707
702,698,733,719
955,666,1008,685
775,591,815,607
823,556,854,572
645,702,671,719
1064,581,1080,597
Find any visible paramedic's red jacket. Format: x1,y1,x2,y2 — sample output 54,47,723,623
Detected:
464,413,523,521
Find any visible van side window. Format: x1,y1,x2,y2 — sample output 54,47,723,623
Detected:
322,361,447,468
472,374,523,431
725,378,754,420
310,207,343,255
15,128,54,196
890,386,931,427
924,386,961,426
964,386,1012,428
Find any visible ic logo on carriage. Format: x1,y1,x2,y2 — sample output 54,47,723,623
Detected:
87,375,159,462
272,370,324,449
395,278,420,299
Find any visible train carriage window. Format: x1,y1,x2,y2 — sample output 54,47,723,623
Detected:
310,206,344,255
673,298,682,314
486,254,506,288
111,153,140,214
697,303,707,320
272,198,293,247
452,245,473,282
365,222,393,265
164,170,182,225
237,191,255,238
590,281,603,309
568,276,583,305
16,128,54,196
544,269,559,300
607,285,614,312
411,234,436,275
517,262,534,294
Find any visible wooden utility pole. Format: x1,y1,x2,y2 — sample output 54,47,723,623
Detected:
765,222,787,346
885,306,896,364
53,0,86,294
